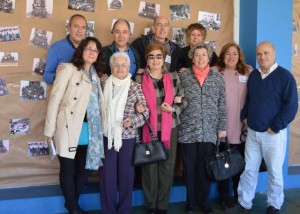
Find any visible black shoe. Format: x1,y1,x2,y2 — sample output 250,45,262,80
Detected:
202,204,213,214
157,209,167,214
225,202,251,213
147,208,157,214
266,206,280,214
185,204,195,213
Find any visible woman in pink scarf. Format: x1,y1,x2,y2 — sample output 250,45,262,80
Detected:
135,43,187,214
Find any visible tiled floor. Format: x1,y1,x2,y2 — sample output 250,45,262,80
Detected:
89,188,300,214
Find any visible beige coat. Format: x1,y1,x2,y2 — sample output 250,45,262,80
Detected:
44,64,105,159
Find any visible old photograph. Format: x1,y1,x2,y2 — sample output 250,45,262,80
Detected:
0,26,21,42
138,1,160,20
26,0,53,18
204,40,217,52
20,80,47,100
0,0,15,13
0,77,8,96
198,11,221,31
0,140,9,154
68,0,94,12
169,4,190,21
9,118,30,135
28,141,49,157
172,28,187,48
0,52,18,66
108,0,123,10
29,28,52,49
32,58,46,75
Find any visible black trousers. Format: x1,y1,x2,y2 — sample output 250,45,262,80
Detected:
58,145,92,211
180,142,216,209
217,143,245,201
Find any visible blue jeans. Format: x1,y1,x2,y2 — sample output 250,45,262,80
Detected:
238,127,287,210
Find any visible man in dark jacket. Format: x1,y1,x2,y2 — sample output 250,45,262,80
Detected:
131,16,178,70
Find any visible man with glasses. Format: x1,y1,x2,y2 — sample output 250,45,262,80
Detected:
43,14,87,84
132,16,178,70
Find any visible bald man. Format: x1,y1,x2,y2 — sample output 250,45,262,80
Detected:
226,42,298,214
131,16,178,70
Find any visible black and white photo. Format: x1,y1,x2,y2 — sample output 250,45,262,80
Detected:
108,0,123,10
9,118,30,135
198,11,221,31
0,76,8,96
169,4,190,21
32,58,46,75
0,140,9,154
26,0,53,18
29,28,52,50
28,141,49,157
138,1,160,20
0,52,18,66
0,26,21,42
20,80,47,100
0,0,15,13
68,0,94,12
172,28,186,48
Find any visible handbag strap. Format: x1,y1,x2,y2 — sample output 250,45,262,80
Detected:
141,113,159,141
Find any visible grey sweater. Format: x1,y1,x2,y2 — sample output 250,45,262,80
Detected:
178,67,226,144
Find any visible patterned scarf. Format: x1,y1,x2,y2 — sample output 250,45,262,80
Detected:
84,66,104,170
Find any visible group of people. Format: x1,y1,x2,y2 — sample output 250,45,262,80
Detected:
43,13,298,214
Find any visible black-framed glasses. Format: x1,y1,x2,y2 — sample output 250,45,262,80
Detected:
84,48,100,54
148,54,163,60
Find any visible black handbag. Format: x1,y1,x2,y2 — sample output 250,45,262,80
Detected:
132,113,168,166
205,138,245,181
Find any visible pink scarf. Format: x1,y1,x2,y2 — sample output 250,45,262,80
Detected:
142,70,174,149
193,65,210,86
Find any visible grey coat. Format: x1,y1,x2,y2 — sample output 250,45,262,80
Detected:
178,67,226,144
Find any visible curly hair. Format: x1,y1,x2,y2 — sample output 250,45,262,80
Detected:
188,43,213,60
216,42,248,75
70,37,105,77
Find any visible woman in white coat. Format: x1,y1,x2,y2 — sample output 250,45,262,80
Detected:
44,37,105,214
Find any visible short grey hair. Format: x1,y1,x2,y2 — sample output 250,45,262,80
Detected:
109,52,130,67
188,43,213,60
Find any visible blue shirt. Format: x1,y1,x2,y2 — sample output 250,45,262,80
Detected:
43,35,75,84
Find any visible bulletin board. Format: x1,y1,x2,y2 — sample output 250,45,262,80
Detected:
0,0,233,188
288,0,300,174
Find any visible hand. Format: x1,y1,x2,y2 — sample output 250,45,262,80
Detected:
174,96,182,104
218,130,226,138
246,64,253,73
137,68,145,74
56,63,65,73
267,128,275,134
45,136,53,143
161,102,173,113
243,119,248,127
101,74,108,82
123,118,132,128
178,67,187,74
135,102,145,113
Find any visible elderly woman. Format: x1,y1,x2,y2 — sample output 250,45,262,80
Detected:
100,52,149,214
212,42,252,206
171,23,218,73
103,18,141,79
179,44,226,214
44,37,105,214
135,43,187,214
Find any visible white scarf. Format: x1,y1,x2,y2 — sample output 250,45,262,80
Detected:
103,73,131,151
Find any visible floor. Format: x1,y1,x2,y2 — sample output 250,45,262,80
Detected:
87,188,300,214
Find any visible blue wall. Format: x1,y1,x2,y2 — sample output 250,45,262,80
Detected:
239,0,300,192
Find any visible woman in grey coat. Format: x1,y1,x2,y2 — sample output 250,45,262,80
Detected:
178,43,226,214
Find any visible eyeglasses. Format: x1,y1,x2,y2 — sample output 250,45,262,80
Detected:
155,23,169,28
112,63,128,69
84,48,100,54
148,54,163,60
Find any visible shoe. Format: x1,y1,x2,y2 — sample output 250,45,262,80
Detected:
157,209,167,214
147,208,157,214
225,202,251,213
202,204,213,214
266,206,280,214
185,204,195,213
